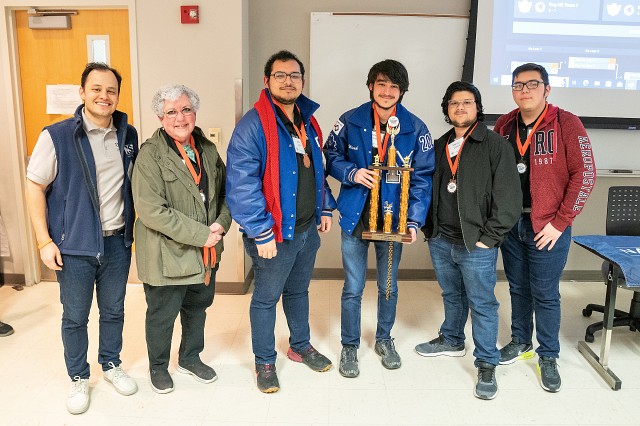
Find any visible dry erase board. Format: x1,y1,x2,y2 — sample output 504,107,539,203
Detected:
310,12,469,140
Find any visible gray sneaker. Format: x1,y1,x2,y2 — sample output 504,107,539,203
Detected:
474,362,498,400
149,369,174,394
177,359,218,384
339,345,359,378
374,339,401,369
0,321,14,337
538,356,561,392
499,339,534,365
415,334,465,357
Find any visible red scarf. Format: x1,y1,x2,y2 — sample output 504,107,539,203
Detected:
254,89,323,242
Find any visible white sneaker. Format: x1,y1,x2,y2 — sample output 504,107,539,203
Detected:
67,376,90,415
104,362,138,396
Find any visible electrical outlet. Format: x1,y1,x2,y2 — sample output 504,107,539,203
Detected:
207,128,221,146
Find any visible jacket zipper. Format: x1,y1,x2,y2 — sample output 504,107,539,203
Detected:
455,149,470,253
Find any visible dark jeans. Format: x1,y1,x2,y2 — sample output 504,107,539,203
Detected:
56,234,131,379
428,235,500,366
501,215,571,359
143,269,216,370
243,224,321,365
340,230,403,347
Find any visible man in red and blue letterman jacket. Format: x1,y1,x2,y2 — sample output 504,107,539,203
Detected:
226,50,336,393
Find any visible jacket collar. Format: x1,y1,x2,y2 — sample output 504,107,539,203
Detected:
73,103,128,132
263,89,319,122
438,121,488,146
350,101,416,135
503,103,560,129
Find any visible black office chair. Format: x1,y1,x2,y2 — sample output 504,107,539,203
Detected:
582,186,640,342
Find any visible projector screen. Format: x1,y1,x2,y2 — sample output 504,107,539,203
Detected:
472,0,640,129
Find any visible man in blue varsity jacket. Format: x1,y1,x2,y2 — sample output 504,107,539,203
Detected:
226,50,336,394
324,59,435,378
26,63,138,414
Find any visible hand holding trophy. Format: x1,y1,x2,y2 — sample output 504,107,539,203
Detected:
362,115,413,243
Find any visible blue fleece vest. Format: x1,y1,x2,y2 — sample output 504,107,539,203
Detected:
44,105,138,258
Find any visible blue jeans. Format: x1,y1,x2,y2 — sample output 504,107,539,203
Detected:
500,215,571,359
428,235,500,366
55,234,131,379
244,224,321,365
340,230,403,347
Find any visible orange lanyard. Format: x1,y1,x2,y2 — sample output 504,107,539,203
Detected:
273,100,308,148
516,103,548,158
445,122,478,179
372,103,397,163
173,136,216,283
173,135,202,185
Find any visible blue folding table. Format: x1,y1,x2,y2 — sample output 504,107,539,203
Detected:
572,235,640,390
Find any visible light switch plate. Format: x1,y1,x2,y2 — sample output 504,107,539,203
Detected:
207,128,221,146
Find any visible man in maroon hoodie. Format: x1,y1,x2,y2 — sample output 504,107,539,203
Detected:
494,63,595,393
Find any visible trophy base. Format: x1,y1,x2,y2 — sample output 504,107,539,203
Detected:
362,231,412,243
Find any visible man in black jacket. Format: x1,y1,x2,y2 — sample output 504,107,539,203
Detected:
415,81,521,400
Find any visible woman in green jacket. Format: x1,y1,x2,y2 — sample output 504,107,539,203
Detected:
132,84,231,394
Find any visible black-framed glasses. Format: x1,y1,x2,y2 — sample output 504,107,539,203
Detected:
447,99,476,108
511,80,545,91
164,107,194,119
270,71,303,83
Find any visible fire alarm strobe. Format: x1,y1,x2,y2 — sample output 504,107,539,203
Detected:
181,5,199,24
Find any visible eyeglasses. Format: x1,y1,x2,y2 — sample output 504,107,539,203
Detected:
447,99,476,108
511,80,545,91
163,107,194,119
270,72,303,83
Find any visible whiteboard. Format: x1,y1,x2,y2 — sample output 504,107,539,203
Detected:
310,12,469,140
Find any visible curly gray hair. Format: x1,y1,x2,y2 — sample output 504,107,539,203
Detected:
151,84,200,117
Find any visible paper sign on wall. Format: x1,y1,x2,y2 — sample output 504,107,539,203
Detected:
46,85,81,115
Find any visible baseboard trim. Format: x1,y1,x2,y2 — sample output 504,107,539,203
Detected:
312,268,603,282
212,268,604,295
0,273,26,285
216,269,254,295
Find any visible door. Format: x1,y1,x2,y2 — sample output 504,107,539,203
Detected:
16,9,134,281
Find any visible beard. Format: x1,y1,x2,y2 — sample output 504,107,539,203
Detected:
271,93,297,105
451,117,476,129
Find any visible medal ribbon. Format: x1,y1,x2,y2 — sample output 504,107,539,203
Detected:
272,100,308,150
174,135,202,186
372,103,397,163
173,135,215,283
516,102,548,159
445,121,478,180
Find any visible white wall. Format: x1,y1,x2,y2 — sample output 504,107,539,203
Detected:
1,0,635,284
0,0,248,284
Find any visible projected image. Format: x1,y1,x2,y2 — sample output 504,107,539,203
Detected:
490,0,640,91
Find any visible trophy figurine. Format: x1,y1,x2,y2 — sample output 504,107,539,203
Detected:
362,116,413,243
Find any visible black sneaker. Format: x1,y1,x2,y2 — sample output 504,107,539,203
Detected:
415,333,465,357
339,345,359,378
0,321,14,337
256,363,280,393
374,339,401,369
287,345,333,372
149,369,174,394
177,359,217,384
499,339,534,365
474,361,498,400
538,356,561,392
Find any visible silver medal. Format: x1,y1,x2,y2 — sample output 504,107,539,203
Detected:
447,180,457,193
517,162,527,174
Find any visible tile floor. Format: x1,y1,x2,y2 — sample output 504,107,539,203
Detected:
0,278,639,425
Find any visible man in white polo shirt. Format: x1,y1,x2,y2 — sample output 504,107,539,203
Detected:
26,62,139,414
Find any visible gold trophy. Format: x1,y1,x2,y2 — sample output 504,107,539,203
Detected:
362,116,413,243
